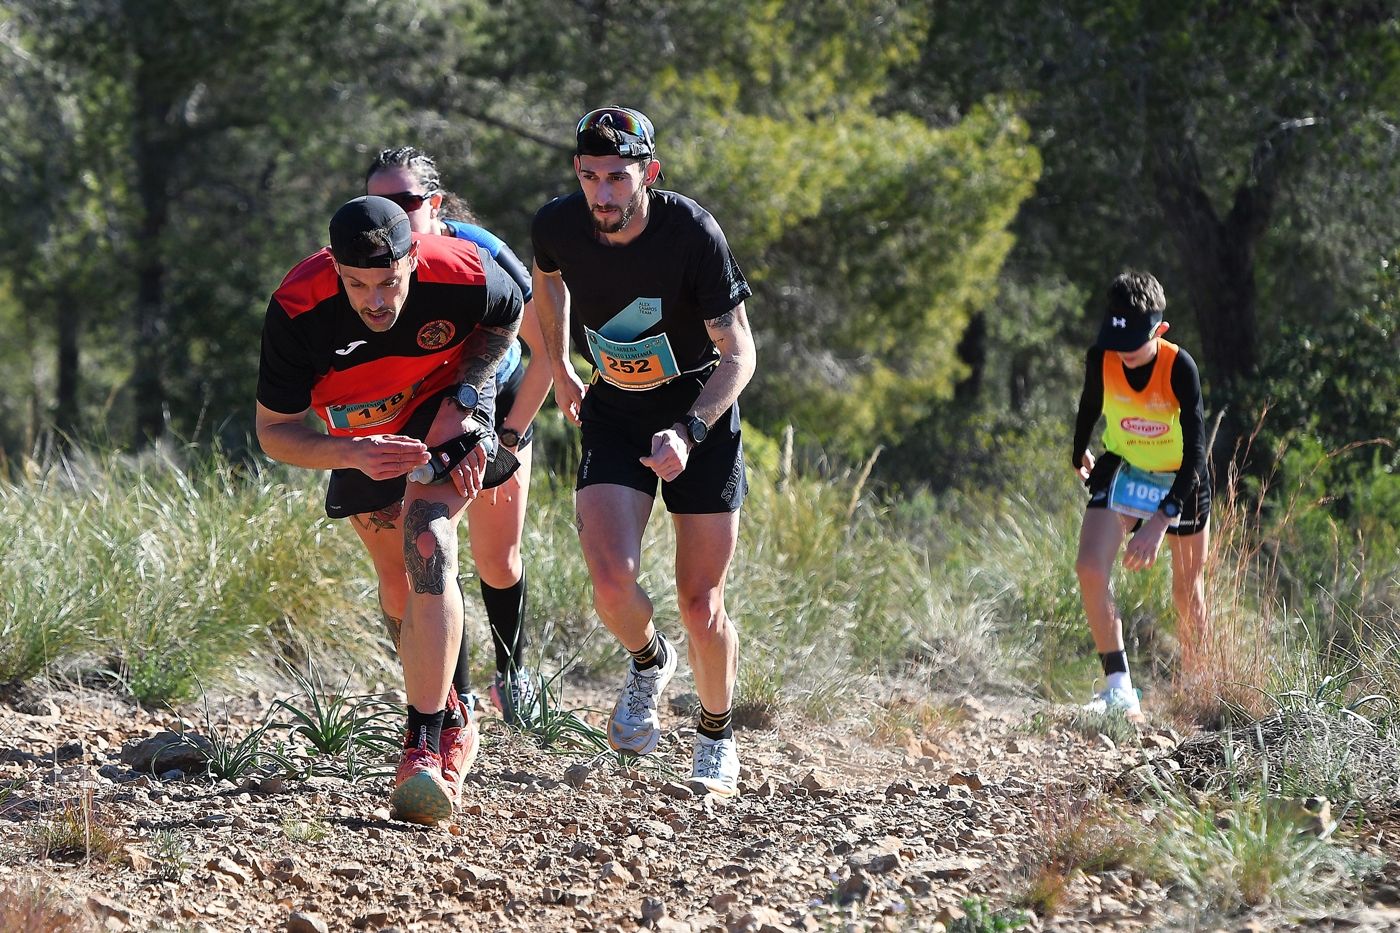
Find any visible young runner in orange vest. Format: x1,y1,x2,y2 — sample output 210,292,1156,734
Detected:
1071,270,1211,722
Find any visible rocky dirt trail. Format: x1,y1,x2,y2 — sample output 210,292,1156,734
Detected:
3,683,1400,932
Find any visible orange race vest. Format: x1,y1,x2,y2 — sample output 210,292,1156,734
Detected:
1101,340,1184,473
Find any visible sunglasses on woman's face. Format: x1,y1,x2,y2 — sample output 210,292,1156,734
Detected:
380,190,434,212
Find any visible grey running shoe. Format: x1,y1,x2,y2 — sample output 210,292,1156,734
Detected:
490,669,540,728
607,636,677,755
689,734,740,798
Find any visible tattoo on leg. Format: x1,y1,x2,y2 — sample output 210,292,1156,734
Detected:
353,501,402,534
404,499,451,595
574,509,584,534
381,610,403,651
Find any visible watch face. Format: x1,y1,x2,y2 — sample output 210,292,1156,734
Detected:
498,428,520,447
456,384,479,409
1163,502,1181,518
687,417,707,444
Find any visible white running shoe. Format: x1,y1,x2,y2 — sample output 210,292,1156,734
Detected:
607,636,677,755
490,668,540,728
1083,686,1145,723
689,734,740,798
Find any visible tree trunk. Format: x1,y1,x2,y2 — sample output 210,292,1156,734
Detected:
1151,129,1297,463
130,57,175,445
952,311,987,405
54,290,80,440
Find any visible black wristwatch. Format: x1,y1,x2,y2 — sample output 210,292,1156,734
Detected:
681,414,708,446
498,427,522,448
1160,500,1182,522
451,383,480,412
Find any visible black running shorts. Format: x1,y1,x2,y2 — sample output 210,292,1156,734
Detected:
1085,452,1211,536
576,374,746,515
324,355,533,519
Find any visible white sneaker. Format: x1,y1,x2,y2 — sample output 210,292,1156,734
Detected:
490,668,540,728
1083,686,1145,723
607,636,677,755
689,734,740,798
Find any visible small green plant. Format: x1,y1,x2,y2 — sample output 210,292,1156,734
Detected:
281,813,330,843
185,699,283,784
29,789,125,862
949,896,1030,932
733,657,784,729
271,663,402,777
149,828,193,882
1061,706,1140,747
1140,776,1364,914
502,667,612,756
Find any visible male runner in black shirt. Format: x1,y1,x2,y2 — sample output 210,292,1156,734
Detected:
531,108,756,796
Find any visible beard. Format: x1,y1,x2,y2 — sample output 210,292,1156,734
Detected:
591,188,646,235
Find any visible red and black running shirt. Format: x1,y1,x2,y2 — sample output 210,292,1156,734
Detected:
257,233,523,437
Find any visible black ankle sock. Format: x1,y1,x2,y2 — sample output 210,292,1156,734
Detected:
481,572,528,675
1099,650,1129,676
629,632,668,671
697,704,733,741
405,706,446,754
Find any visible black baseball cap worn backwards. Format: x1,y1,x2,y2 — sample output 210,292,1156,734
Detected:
329,196,412,268
1096,303,1164,352
576,107,658,159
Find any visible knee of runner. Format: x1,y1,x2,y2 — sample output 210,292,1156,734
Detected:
402,499,456,595
473,544,523,586
677,591,726,630
591,555,643,597
1075,557,1109,587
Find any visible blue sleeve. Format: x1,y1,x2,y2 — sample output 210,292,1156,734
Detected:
443,220,505,257
443,220,532,302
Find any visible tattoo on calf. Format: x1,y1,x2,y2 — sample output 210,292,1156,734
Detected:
574,509,584,534
404,499,451,595
381,610,403,651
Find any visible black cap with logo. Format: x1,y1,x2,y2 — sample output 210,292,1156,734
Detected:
1096,303,1164,351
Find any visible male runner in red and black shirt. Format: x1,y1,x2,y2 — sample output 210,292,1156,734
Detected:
531,107,757,797
256,196,522,824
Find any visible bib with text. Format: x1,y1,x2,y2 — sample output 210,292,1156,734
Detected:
584,297,681,390
1109,461,1179,524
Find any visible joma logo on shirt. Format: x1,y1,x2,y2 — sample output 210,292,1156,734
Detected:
1120,417,1169,437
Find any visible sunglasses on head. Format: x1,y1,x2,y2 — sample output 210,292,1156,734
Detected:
576,108,655,156
379,190,435,212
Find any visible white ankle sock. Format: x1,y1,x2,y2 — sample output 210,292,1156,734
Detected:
1106,671,1133,694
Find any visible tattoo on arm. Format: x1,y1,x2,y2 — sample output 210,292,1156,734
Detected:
458,324,518,390
403,499,452,595
706,310,736,328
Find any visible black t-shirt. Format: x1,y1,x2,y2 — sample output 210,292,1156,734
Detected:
1071,345,1208,509
531,189,751,388
256,233,522,436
